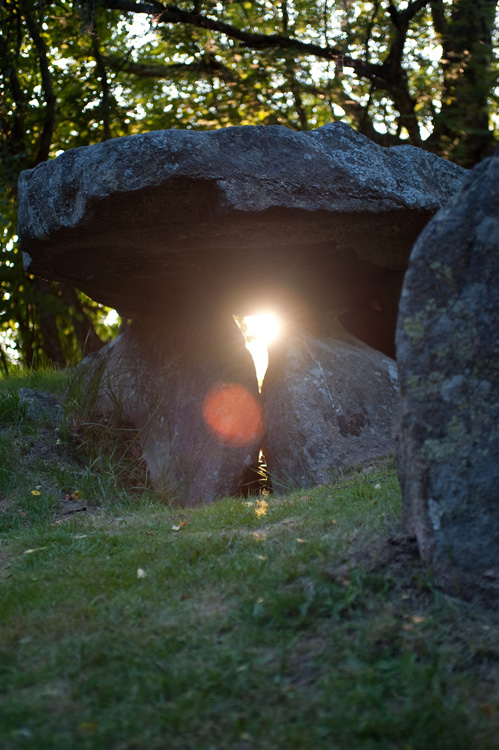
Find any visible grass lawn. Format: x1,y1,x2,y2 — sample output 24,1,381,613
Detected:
1,371,498,749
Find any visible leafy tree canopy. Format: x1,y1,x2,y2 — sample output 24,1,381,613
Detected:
1,0,498,369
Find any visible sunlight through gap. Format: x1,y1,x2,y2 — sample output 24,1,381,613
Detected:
237,313,280,388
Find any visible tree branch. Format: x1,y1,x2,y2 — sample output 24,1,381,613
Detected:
91,31,112,140
0,32,27,151
381,0,431,146
281,0,289,33
102,0,383,82
105,54,240,83
21,1,56,165
332,94,407,147
395,0,432,24
364,0,381,61
385,1,433,74
430,0,448,39
102,0,164,13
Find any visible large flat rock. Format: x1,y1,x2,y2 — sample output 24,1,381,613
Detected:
18,123,466,319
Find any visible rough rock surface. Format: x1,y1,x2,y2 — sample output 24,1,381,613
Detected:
396,153,499,608
262,315,399,489
18,123,465,332
18,388,63,425
84,311,262,505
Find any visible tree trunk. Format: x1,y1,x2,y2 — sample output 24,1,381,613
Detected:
429,0,498,166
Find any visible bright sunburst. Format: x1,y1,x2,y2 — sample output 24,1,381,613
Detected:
244,314,280,347
240,313,280,387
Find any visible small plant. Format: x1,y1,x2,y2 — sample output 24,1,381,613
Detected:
61,357,151,497
0,392,27,426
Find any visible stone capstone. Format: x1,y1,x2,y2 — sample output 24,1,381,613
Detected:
396,152,499,608
18,123,466,344
262,316,399,489
82,311,262,506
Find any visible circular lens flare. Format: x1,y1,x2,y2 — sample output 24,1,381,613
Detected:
202,383,263,447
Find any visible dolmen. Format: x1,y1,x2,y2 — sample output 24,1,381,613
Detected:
17,123,466,505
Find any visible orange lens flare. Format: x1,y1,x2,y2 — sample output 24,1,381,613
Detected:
202,384,263,447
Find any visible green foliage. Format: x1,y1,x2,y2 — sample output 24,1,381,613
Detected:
2,1,499,366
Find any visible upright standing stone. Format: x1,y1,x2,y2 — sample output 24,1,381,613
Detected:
84,310,262,505
262,314,399,489
396,154,499,607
